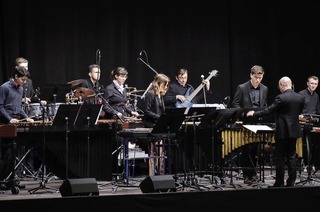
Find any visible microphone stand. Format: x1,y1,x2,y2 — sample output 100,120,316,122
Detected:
141,82,152,99
96,93,127,190
137,50,158,74
28,102,58,194
202,86,207,106
201,76,207,106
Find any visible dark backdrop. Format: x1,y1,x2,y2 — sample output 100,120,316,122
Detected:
1,0,319,105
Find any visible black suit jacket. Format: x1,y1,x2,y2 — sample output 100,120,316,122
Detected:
253,89,304,140
102,82,133,118
232,80,268,108
142,90,165,128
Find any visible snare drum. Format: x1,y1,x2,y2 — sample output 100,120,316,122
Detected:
28,103,42,117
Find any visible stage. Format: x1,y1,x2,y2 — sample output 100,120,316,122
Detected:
1,168,320,211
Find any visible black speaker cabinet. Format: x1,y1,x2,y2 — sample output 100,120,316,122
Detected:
139,175,176,193
59,178,99,197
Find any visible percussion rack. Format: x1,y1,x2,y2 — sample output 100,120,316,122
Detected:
296,116,320,186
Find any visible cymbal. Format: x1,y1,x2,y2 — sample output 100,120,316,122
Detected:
74,87,95,100
128,89,145,94
125,87,136,90
67,79,86,88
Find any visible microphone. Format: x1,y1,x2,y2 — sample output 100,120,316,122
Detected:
222,96,230,108
201,75,205,81
96,49,101,65
137,50,143,61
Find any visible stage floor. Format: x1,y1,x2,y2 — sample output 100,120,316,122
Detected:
1,166,320,200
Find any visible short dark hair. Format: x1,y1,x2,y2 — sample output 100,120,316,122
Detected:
14,66,30,78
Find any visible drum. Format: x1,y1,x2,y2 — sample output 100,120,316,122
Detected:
28,103,42,118
47,103,64,119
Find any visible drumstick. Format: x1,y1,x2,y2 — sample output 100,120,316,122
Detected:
19,115,37,122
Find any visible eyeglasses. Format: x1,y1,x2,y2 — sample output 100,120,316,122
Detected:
119,75,128,79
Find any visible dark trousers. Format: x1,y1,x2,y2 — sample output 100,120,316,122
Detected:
274,138,297,186
240,143,258,179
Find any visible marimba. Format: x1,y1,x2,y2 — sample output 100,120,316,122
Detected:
221,126,303,159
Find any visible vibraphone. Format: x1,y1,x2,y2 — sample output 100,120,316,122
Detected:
221,126,303,159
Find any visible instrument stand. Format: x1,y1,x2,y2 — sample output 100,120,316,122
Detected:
28,104,58,194
65,117,70,179
201,108,245,189
5,147,36,180
222,123,242,189
296,121,320,186
177,116,210,191
0,127,22,194
86,116,91,178
251,129,273,188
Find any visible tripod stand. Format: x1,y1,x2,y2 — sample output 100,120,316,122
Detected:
28,103,58,194
201,108,245,189
176,116,210,191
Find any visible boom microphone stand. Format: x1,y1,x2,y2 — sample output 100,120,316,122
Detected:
28,102,58,194
137,50,158,75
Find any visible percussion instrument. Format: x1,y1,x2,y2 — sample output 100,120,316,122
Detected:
74,87,95,101
67,79,86,88
15,120,53,127
221,127,303,159
47,102,64,119
23,103,43,118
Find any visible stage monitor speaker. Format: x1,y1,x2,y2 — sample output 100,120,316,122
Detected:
59,178,99,197
139,175,176,193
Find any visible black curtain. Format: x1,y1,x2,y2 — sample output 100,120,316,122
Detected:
1,0,320,104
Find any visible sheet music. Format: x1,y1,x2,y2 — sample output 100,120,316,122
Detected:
243,124,273,133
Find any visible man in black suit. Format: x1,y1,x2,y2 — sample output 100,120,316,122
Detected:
247,76,304,187
232,65,268,184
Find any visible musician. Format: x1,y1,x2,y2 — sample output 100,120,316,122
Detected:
163,68,210,108
15,57,36,105
79,64,103,104
102,67,139,120
298,75,320,116
232,65,268,184
162,68,211,172
298,75,320,172
247,76,304,187
0,66,34,181
142,73,170,176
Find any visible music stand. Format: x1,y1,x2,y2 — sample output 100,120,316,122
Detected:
150,112,185,173
74,104,102,178
200,108,245,189
182,106,215,189
74,103,102,127
242,124,274,188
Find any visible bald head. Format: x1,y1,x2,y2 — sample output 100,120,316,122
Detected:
278,76,292,93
